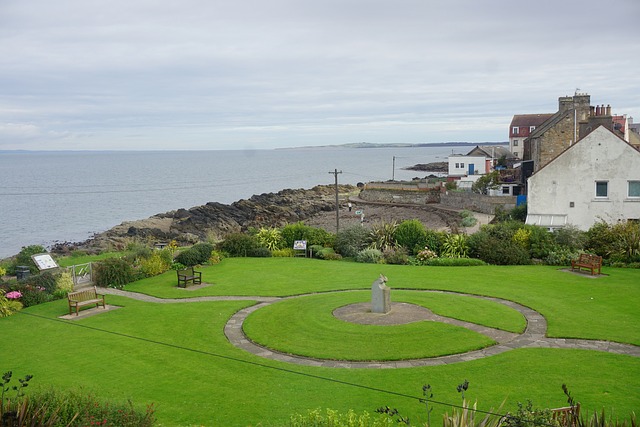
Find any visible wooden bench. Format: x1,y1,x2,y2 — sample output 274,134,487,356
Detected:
67,286,106,316
571,253,602,275
552,403,581,427
177,267,202,288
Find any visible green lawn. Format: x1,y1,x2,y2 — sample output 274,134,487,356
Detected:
2,258,639,426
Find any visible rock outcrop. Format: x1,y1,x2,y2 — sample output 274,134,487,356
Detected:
54,185,356,253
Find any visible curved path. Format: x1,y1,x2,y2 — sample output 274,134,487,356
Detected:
98,287,640,369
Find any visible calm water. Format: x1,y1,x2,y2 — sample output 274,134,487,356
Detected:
0,146,457,258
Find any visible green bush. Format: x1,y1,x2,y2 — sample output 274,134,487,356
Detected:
475,236,530,265
217,233,260,257
281,222,334,248
322,253,343,261
256,227,283,250
94,258,134,289
382,247,409,265
441,234,469,258
356,248,383,264
545,247,580,266
393,219,428,254
289,408,395,427
423,257,486,266
174,248,201,266
271,248,295,257
553,225,587,251
10,245,46,275
423,229,445,255
21,387,156,427
585,221,617,258
368,221,398,251
251,247,272,258
138,252,171,277
335,226,370,258
316,247,336,259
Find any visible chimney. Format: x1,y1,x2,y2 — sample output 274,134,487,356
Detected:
606,104,612,116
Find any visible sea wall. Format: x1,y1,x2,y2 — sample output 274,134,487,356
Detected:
359,187,441,204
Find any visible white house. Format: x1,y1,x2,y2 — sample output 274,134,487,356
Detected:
447,155,489,177
526,126,640,230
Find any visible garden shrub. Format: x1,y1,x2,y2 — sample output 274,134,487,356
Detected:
553,225,587,251
611,220,640,261
138,252,170,277
10,245,46,275
356,248,383,264
393,219,428,255
585,221,617,258
191,243,215,261
271,248,295,257
322,252,343,261
544,247,580,266
281,222,334,248
251,247,272,257
54,270,74,297
289,408,395,427
441,234,469,258
460,210,478,228
413,247,438,265
475,236,530,265
256,227,283,250
527,225,555,259
423,229,444,255
217,233,260,257
382,247,409,265
0,289,23,317
209,250,224,263
368,221,398,251
174,249,200,266
309,244,325,258
316,247,336,259
334,225,370,258
423,257,486,266
11,285,53,307
94,258,134,289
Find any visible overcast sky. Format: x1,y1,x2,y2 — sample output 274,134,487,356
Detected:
1,0,639,151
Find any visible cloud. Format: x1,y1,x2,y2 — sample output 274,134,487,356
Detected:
1,0,639,150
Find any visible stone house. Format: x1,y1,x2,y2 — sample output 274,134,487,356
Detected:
525,126,640,231
523,92,628,173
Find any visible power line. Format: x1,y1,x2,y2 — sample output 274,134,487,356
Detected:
15,311,564,426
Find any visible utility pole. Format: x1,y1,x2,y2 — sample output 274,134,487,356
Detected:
329,169,342,233
392,156,395,181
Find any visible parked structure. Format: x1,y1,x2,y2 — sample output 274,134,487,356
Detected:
526,126,640,231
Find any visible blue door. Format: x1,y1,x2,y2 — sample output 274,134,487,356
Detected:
468,164,475,175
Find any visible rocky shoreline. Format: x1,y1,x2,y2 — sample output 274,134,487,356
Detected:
47,184,462,255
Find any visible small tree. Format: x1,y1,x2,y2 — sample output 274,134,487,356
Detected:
472,171,500,195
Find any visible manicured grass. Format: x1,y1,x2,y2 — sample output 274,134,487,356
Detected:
2,258,639,426
243,291,497,360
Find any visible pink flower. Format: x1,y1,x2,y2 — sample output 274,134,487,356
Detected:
6,291,22,299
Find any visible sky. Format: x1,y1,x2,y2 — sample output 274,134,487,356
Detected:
1,0,639,151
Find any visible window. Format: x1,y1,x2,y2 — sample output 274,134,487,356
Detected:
460,163,465,168
512,126,519,134
502,186,510,195
629,181,640,198
513,140,519,146
455,163,459,168
595,181,608,198
530,126,536,132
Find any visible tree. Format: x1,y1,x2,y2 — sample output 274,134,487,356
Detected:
472,171,500,195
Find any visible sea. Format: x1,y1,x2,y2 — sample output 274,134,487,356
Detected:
0,145,462,259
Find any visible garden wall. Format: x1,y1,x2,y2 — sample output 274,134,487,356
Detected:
440,192,517,214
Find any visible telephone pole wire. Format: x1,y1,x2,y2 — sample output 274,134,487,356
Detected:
329,169,342,233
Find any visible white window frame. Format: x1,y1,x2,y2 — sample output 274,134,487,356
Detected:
513,140,519,146
529,126,536,132
512,126,519,134
595,181,608,198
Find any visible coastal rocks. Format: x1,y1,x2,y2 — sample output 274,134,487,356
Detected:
404,162,448,172
66,185,356,252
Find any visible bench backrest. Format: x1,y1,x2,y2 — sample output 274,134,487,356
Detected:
177,267,194,276
578,253,602,265
68,287,98,302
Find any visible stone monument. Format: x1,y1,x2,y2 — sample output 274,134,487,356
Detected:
371,274,391,314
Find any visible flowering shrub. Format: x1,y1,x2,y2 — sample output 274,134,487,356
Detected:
0,290,23,317
5,291,21,299
416,247,437,262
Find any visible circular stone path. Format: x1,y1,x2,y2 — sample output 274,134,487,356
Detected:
98,288,640,369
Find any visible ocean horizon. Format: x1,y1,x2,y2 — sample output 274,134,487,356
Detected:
0,144,495,258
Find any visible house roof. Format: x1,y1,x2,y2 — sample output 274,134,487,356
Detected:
466,145,515,159
510,114,554,128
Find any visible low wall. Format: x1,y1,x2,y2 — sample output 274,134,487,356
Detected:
359,188,440,204
440,192,517,214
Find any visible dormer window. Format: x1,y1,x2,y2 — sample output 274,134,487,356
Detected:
530,126,536,132
512,126,519,134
